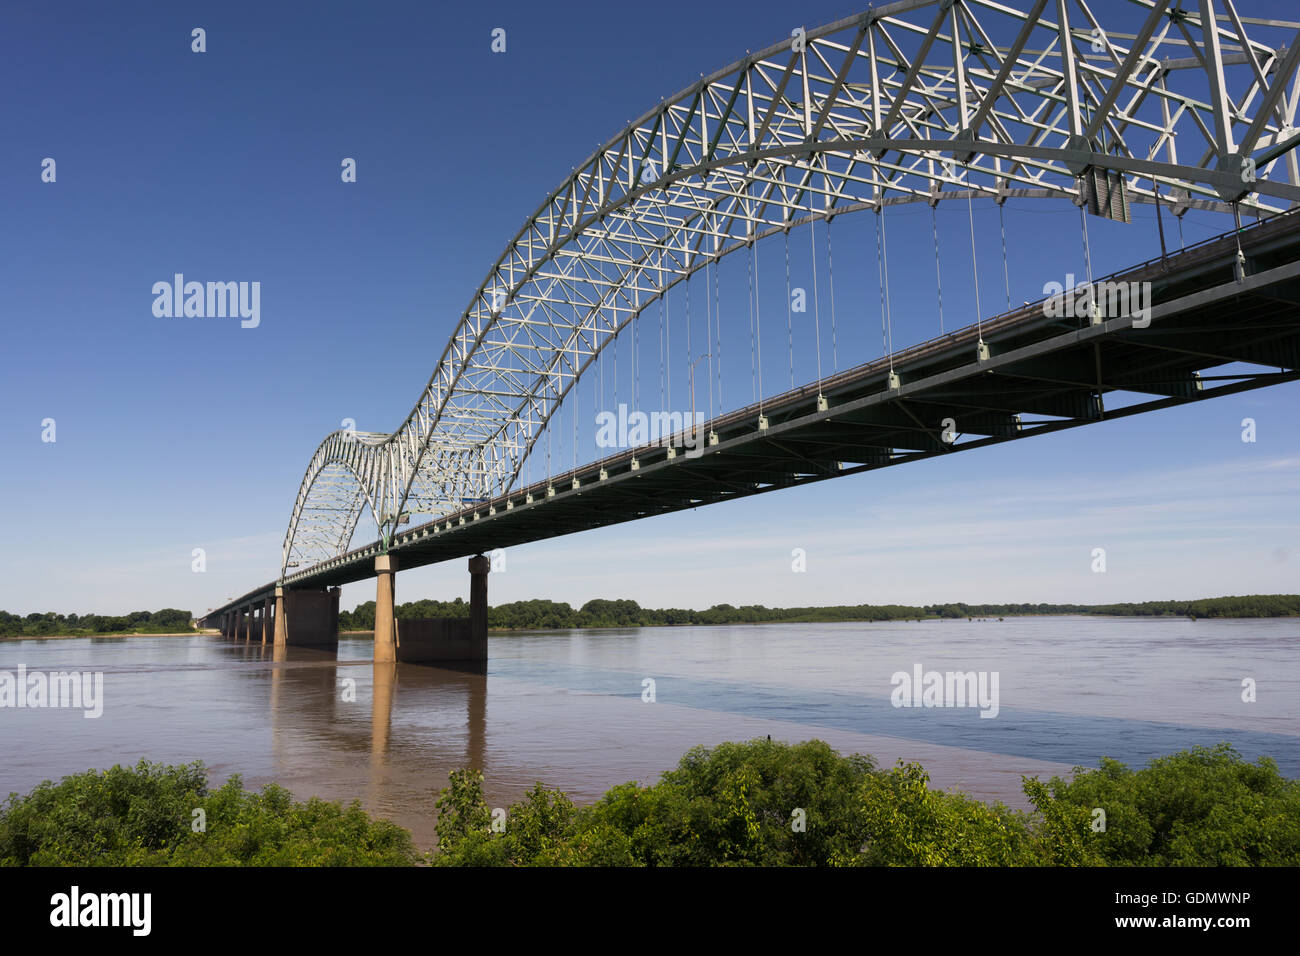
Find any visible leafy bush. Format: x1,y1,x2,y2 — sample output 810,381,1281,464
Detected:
1030,743,1300,865
4,743,1293,866
432,739,1299,867
856,762,1044,866
0,760,416,866
435,739,877,866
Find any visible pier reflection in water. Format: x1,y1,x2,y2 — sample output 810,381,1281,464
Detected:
258,643,485,847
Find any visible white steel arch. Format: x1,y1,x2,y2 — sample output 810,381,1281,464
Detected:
281,0,1300,578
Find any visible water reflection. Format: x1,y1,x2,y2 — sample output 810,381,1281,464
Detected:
256,644,488,841
261,646,486,765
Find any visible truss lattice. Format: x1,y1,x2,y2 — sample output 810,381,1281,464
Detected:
281,0,1300,577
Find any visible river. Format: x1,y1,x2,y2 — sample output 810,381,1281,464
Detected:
1,616,1296,850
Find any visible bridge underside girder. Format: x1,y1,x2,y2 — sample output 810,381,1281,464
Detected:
201,214,1300,625
191,212,1298,614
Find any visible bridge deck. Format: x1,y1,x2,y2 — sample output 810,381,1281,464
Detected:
205,210,1300,622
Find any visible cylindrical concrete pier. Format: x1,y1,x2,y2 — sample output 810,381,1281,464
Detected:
273,586,286,647
469,554,489,648
374,556,398,663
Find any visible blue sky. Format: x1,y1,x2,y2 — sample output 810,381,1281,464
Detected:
2,0,1297,617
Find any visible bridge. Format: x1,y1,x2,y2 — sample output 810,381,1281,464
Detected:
201,0,1300,664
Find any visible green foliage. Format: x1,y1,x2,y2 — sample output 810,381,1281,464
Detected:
435,739,881,866
432,768,496,862
489,599,579,630
431,739,1300,867
0,608,193,638
5,594,1297,639
0,760,416,866
335,595,1300,634
431,769,580,867
4,743,1294,867
856,762,1042,866
576,598,646,628
1021,776,1103,865
0,760,208,865
642,739,878,865
1030,744,1300,865
9,595,1293,639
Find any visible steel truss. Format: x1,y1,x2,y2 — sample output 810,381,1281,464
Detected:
280,0,1300,579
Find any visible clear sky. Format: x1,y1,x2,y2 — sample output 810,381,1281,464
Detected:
2,0,1297,618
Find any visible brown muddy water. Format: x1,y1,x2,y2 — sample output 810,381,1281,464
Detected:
1,617,1296,850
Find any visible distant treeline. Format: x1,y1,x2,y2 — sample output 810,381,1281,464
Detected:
0,609,193,638
337,593,1300,631
5,594,1295,639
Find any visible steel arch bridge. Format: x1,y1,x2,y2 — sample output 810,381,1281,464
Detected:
280,0,1300,582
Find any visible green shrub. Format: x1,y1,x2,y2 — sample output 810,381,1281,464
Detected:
4,741,1293,867
431,739,1299,867
1029,743,1300,866
436,739,880,866
0,759,416,866
856,762,1043,866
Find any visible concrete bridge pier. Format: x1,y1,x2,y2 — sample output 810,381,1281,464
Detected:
273,587,287,647
469,554,489,649
261,596,272,645
374,555,397,664
387,554,490,665
279,586,340,648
